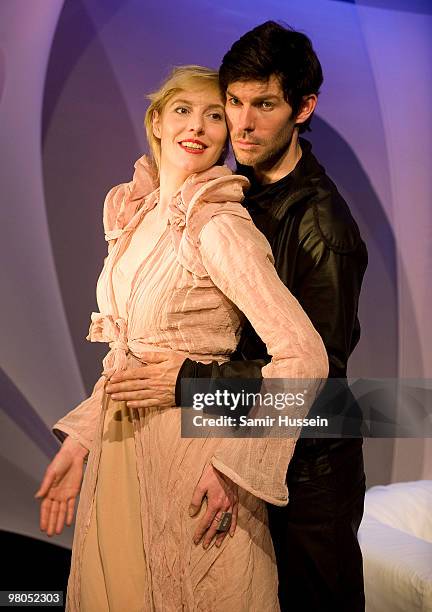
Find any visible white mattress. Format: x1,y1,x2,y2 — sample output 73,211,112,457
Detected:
359,480,432,612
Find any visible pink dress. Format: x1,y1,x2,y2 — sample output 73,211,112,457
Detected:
52,158,328,611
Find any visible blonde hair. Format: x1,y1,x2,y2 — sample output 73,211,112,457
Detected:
144,65,223,172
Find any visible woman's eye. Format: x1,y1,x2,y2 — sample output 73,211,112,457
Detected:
209,112,223,120
175,107,189,114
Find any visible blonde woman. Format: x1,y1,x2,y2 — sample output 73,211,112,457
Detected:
35,66,328,611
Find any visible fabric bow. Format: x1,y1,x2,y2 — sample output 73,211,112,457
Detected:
87,312,129,377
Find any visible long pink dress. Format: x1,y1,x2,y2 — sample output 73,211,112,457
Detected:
52,158,328,611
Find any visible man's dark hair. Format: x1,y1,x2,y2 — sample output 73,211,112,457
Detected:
219,21,323,133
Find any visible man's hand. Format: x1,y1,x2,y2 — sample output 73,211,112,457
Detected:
105,352,186,409
189,464,238,549
34,437,88,536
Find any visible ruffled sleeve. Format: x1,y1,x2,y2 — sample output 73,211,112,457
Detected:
103,155,158,252
52,376,106,451
51,155,157,449
197,210,329,505
168,165,251,276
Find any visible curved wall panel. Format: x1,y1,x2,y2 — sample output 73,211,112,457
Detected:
1,0,430,545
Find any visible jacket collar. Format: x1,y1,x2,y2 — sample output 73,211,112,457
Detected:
238,138,324,236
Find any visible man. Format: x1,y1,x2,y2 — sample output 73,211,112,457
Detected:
107,21,367,611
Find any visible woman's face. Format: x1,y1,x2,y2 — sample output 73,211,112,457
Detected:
153,84,227,180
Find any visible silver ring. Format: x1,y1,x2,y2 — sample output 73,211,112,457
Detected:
215,511,232,533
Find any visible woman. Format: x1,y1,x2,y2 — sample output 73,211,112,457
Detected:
35,66,328,611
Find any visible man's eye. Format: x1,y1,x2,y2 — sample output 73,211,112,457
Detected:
228,97,240,106
261,101,273,109
175,107,189,114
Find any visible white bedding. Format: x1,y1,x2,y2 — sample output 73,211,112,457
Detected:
359,480,432,611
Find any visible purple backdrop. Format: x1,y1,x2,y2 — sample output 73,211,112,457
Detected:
1,0,431,548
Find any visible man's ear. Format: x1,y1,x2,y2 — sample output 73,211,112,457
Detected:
152,110,161,138
294,94,318,126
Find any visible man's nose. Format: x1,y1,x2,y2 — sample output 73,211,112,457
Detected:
238,106,255,132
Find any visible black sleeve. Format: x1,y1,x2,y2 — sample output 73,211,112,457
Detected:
175,357,267,407
289,233,367,435
293,233,368,379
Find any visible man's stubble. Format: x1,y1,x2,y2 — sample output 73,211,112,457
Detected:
231,121,296,174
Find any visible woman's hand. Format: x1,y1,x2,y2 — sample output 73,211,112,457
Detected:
189,464,239,549
34,437,88,536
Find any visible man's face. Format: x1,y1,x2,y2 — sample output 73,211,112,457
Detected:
225,75,297,168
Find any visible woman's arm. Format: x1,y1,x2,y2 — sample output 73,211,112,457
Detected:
50,157,154,447
200,213,328,380
198,212,329,505
52,375,106,451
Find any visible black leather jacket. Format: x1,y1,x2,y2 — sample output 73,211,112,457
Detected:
176,138,368,400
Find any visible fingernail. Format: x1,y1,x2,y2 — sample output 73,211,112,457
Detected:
203,543,208,550
188,507,195,517
193,539,199,545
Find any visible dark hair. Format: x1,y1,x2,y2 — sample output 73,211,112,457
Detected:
219,21,323,133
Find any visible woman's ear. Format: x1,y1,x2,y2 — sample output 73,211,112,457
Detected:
152,110,161,138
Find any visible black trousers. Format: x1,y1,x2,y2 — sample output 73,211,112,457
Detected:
267,438,366,612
